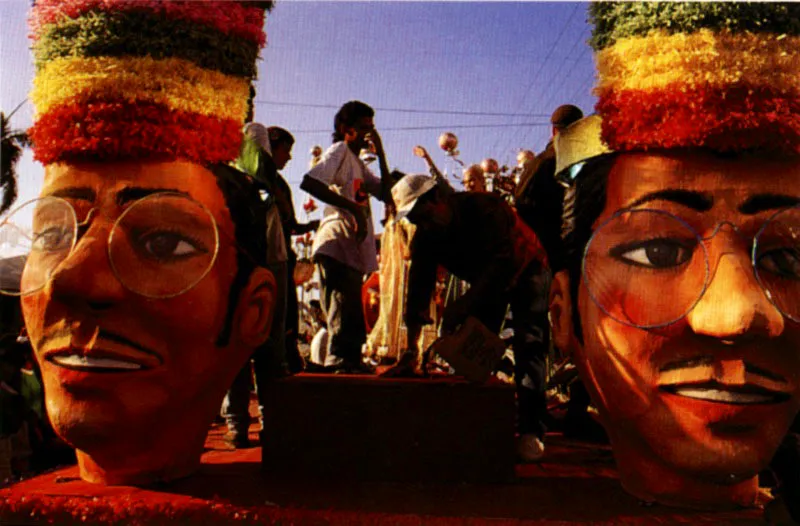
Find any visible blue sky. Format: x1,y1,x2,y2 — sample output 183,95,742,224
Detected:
1,0,596,230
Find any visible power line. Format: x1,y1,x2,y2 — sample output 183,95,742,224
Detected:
254,99,550,118
489,3,582,155
292,122,551,133
514,35,591,149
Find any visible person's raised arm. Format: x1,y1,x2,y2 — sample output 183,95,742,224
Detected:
414,145,454,195
366,129,394,205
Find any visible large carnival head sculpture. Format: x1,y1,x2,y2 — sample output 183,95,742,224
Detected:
0,0,276,485
549,2,800,509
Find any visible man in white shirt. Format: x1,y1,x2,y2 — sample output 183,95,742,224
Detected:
300,101,394,373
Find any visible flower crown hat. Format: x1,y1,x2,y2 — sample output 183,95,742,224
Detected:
558,1,800,172
28,0,272,166
591,1,800,156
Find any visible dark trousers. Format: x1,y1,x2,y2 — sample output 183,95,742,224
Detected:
770,414,800,521
508,262,551,438
470,262,551,438
222,261,288,437
285,257,303,371
316,255,367,367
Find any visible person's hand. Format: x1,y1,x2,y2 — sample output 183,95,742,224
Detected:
441,299,470,335
353,205,369,243
413,145,429,159
410,310,434,327
366,130,384,154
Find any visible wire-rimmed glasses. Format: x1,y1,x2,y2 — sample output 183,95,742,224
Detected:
0,192,221,299
582,206,800,329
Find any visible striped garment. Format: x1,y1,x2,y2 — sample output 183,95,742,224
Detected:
28,0,270,165
589,2,800,155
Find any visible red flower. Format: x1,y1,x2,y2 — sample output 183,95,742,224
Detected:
303,198,317,213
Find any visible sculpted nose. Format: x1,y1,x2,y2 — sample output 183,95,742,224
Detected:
48,232,126,313
686,252,784,341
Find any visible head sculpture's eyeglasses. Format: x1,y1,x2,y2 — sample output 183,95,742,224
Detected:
582,206,800,329
0,192,228,299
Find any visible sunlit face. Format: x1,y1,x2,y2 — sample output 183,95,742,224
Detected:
462,168,486,193
344,116,374,152
20,161,258,456
272,141,293,171
574,151,800,482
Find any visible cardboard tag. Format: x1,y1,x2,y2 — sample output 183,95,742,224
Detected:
431,317,506,383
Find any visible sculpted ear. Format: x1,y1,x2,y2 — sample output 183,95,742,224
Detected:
237,266,276,348
549,270,576,356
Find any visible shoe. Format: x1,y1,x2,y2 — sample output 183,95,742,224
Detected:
380,351,419,378
563,413,609,444
224,433,251,449
333,362,375,375
517,434,545,462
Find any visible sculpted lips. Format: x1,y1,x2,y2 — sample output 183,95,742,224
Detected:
43,330,162,372
657,356,791,405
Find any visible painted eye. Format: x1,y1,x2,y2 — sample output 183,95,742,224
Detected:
31,227,73,252
137,231,205,262
613,239,693,269
758,248,800,280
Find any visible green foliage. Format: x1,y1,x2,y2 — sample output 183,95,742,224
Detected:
590,2,800,50
1,112,29,215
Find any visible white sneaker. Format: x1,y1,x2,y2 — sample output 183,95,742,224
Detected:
517,434,545,462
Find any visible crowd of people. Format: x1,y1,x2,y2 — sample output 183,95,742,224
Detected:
212,93,593,462
0,1,798,520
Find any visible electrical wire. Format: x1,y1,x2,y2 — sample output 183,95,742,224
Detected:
254,99,551,118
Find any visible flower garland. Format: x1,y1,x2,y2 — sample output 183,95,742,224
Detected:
29,101,242,165
0,493,508,526
589,2,800,51
33,10,261,78
596,83,800,154
588,2,800,155
32,56,249,122
595,29,800,93
29,0,269,46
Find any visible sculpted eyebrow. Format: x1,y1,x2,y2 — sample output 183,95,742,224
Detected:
738,194,800,215
626,189,714,212
116,187,188,206
49,187,96,202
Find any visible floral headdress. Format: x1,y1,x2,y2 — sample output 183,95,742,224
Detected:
28,0,272,165
591,2,800,155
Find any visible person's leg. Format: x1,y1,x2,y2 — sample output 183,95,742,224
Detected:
317,256,366,370
284,258,304,373
337,262,368,369
264,261,288,376
510,262,552,459
221,360,254,447
768,415,800,522
251,262,288,431
317,255,343,369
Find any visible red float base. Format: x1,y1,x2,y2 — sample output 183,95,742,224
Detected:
262,374,517,484
0,374,771,525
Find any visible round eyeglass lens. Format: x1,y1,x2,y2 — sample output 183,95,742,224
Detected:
754,205,800,323
582,209,709,328
108,193,219,298
0,197,77,296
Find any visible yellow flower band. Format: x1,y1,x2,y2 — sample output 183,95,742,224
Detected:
596,29,800,93
32,55,249,123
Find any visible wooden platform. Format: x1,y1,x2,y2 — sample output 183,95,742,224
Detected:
0,377,777,525
261,373,517,484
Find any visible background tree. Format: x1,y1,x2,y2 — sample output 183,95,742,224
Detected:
1,111,29,215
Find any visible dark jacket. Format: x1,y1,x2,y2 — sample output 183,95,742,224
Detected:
406,192,546,325
514,142,565,271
